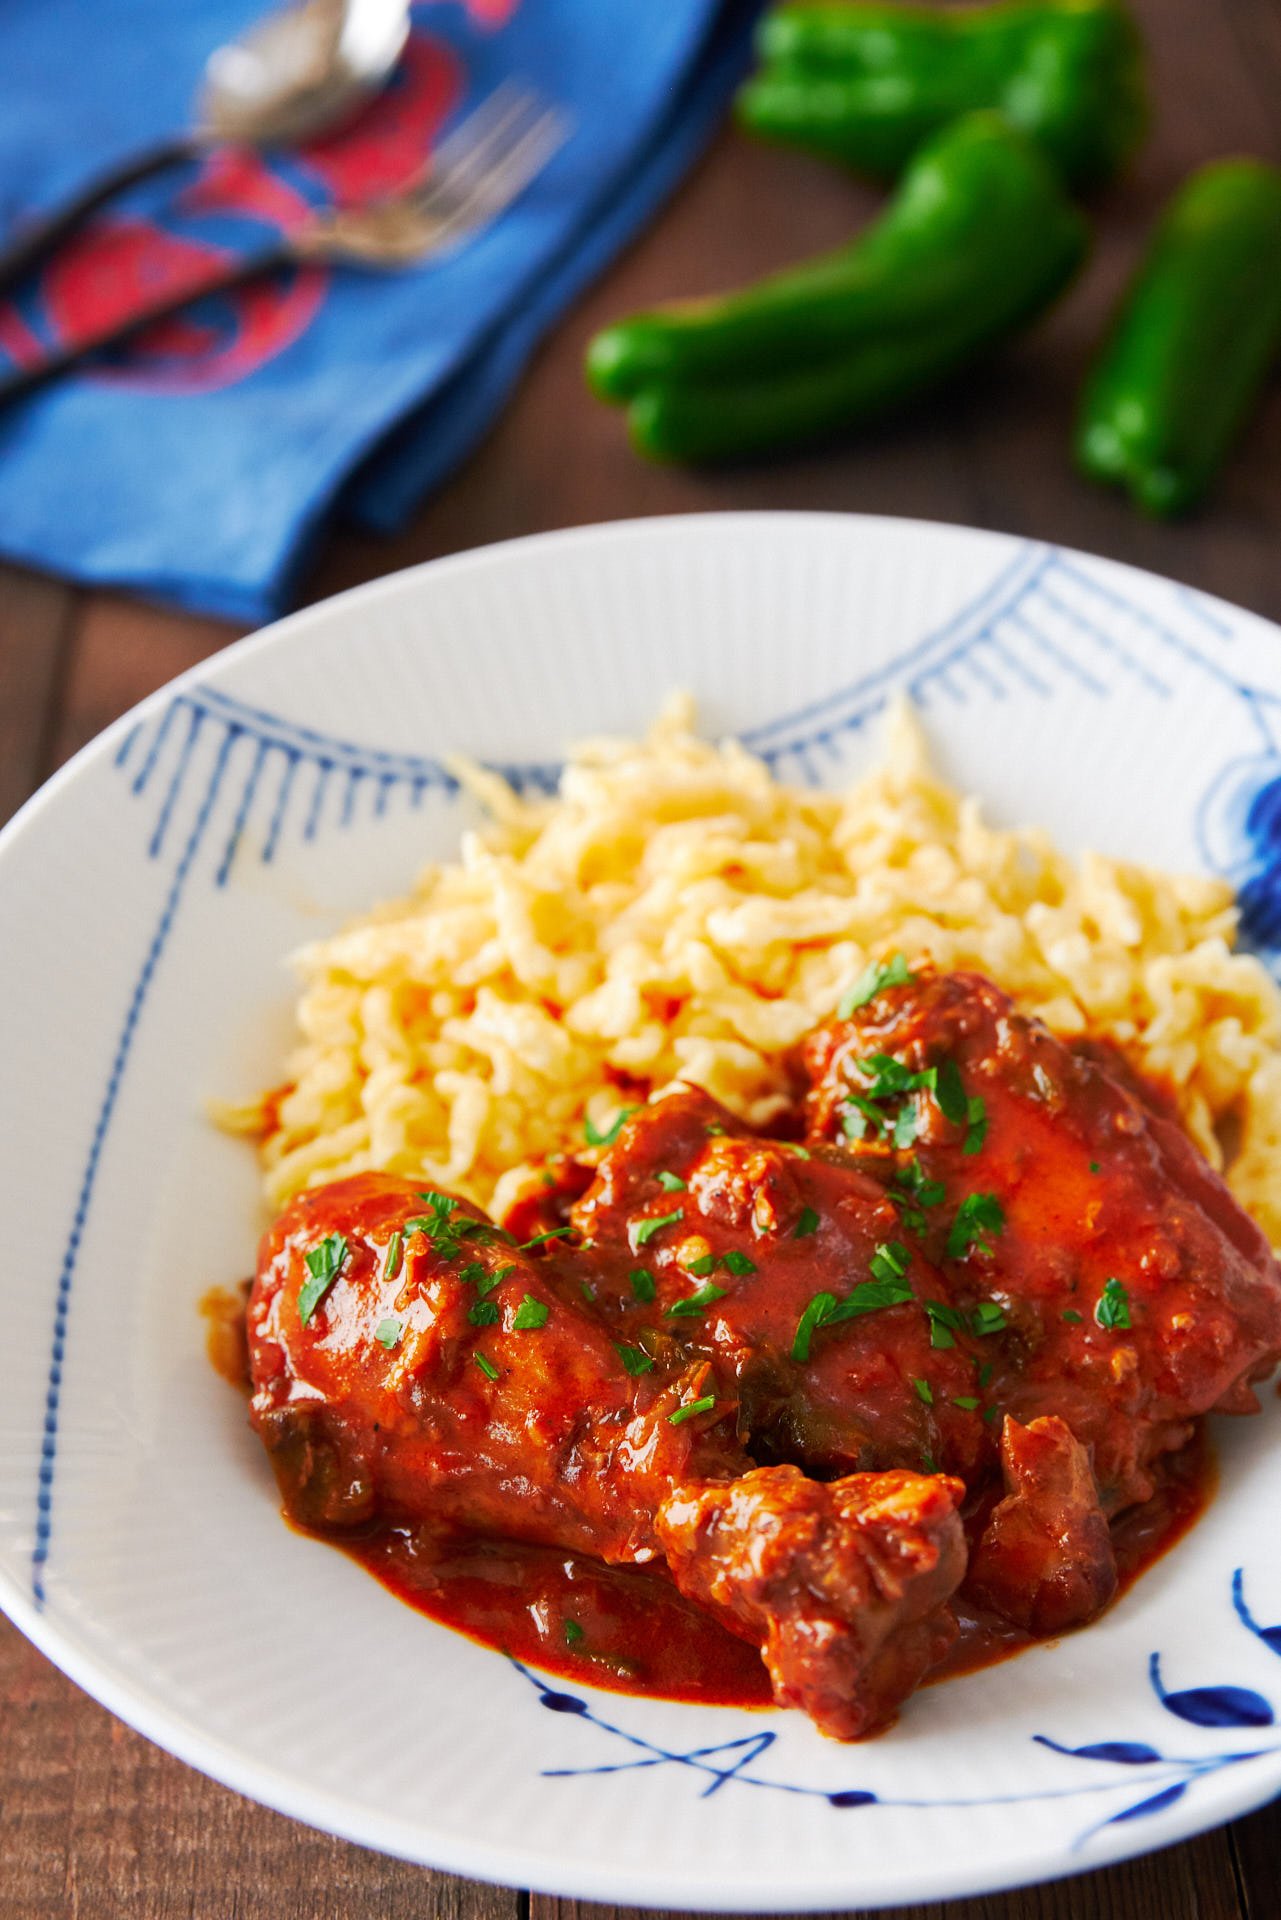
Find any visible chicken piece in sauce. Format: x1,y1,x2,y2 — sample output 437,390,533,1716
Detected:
803,964,1281,1625
247,1172,966,1738
572,1085,991,1485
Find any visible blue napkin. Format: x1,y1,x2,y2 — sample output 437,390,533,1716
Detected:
0,0,757,622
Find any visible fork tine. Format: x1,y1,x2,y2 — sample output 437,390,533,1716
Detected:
415,106,571,246
423,82,543,195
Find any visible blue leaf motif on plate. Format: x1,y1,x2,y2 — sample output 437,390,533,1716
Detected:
1233,1568,1281,1657
1149,1653,1274,1729
1034,1738,1162,1765
1106,1783,1189,1826
539,1689,590,1715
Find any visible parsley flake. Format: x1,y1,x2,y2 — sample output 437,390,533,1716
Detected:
665,1283,728,1318
1089,1161,1101,1174
473,1351,499,1382
945,1192,1005,1261
657,1170,688,1193
793,1207,821,1239
792,1291,839,1363
913,1377,934,1405
584,1106,638,1147
668,1394,716,1426
925,1300,966,1350
615,1342,655,1376
705,1121,727,1137
521,1227,575,1250
686,1254,718,1278
634,1209,683,1247
953,1394,980,1411
512,1295,550,1331
382,1230,403,1282
479,1264,515,1299
722,1249,756,1276
784,1143,811,1160
837,952,913,1019
932,1057,968,1127
1095,1277,1132,1331
978,1361,995,1388
563,1619,586,1647
468,1300,500,1327
375,1316,402,1350
970,1300,1007,1337
869,1240,911,1287
630,1267,657,1303
298,1233,348,1326
1062,1307,1084,1325
963,1095,988,1155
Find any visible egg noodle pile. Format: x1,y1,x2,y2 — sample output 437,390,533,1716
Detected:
218,698,1281,1245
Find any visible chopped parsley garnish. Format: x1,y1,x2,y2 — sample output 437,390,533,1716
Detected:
473,1351,499,1382
584,1106,638,1147
375,1316,402,1350
913,1377,934,1405
953,1394,980,1411
630,1267,657,1303
406,1191,512,1260
890,1161,947,1235
921,1450,939,1473
945,1192,1005,1261
978,1361,994,1388
784,1143,811,1160
634,1209,684,1247
665,1283,728,1318
657,1170,688,1193
791,1292,839,1364
970,1300,1007,1337
298,1233,348,1326
468,1300,500,1327
615,1342,655,1376
963,1095,988,1155
932,1057,968,1127
521,1227,575,1250
858,1053,933,1101
722,1249,757,1276
791,1259,915,1363
512,1295,550,1331
1089,1161,1101,1174
1062,1307,1084,1324
705,1120,727,1137
669,1394,716,1426
686,1254,718,1278
563,1619,586,1647
837,952,913,1019
1095,1277,1132,1331
892,1104,920,1149
983,1404,1000,1423
925,1300,966,1350
479,1264,514,1298
869,1239,911,1286
382,1230,403,1282
793,1207,821,1239
841,1094,887,1141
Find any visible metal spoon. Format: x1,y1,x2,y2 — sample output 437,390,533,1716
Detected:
0,0,410,300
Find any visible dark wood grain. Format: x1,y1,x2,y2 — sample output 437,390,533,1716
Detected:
1,0,1279,1911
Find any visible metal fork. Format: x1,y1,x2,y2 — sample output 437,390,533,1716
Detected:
0,83,570,411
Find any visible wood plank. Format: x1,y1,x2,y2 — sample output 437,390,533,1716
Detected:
41,592,243,775
0,564,76,827
0,1615,521,1920
532,1830,1247,1920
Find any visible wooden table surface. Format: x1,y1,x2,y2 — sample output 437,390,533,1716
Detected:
2,0,1279,1912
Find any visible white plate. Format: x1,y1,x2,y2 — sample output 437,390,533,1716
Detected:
3,513,1281,1912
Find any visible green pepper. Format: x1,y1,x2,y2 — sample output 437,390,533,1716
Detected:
586,113,1088,464
1076,159,1281,517
737,0,1146,191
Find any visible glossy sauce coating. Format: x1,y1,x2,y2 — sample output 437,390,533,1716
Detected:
240,965,1279,1736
